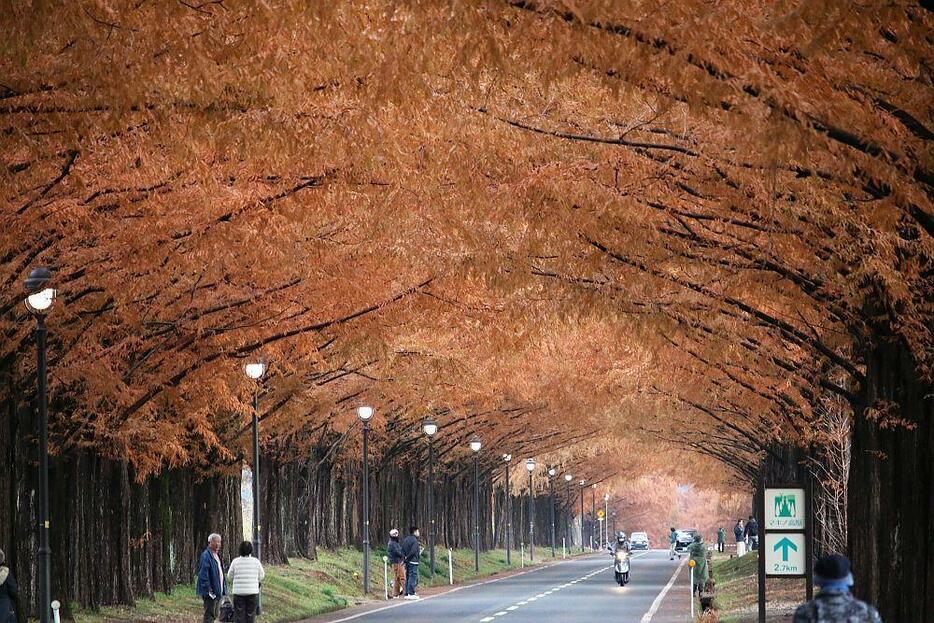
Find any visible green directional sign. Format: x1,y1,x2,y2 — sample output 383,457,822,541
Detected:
773,536,798,561
764,533,805,576
764,487,805,530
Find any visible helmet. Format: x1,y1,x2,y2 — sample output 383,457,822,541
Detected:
616,531,627,541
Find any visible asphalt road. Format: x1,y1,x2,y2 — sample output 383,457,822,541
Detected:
307,550,691,623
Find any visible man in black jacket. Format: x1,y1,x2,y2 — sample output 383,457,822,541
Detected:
401,526,422,600
743,516,759,550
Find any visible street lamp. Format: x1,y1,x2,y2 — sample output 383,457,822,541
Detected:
422,419,438,579
525,458,535,561
591,483,597,550
564,474,573,551
547,468,557,558
358,406,375,592
579,480,586,553
604,493,610,546
470,437,482,571
243,359,266,614
503,454,513,565
24,267,55,623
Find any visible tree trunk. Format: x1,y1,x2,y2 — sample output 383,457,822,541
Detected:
848,340,933,622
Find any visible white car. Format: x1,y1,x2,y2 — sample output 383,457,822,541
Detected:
630,531,650,550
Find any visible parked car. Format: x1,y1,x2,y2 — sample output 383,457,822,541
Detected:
630,531,650,550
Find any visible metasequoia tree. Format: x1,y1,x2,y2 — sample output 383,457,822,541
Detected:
1,1,931,620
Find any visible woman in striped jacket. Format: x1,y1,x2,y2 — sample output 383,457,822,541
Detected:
227,541,266,623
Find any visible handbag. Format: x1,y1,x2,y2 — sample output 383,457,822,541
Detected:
218,596,235,623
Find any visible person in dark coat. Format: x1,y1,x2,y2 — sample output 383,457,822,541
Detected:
0,549,24,623
196,533,226,623
744,516,759,550
793,555,882,622
400,526,422,599
386,529,405,599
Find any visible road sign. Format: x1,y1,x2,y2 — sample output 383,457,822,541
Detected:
596,509,605,519
764,487,806,530
764,533,806,576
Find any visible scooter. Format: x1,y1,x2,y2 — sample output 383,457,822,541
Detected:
613,549,630,586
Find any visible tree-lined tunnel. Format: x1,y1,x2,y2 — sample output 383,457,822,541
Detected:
1,1,931,621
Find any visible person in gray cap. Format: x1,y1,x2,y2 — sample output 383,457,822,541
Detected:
793,554,882,622
0,548,24,623
386,529,405,599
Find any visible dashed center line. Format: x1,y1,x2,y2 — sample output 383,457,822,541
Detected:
476,562,612,622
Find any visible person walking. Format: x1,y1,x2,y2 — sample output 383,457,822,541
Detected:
0,549,24,623
401,526,422,600
793,555,882,622
744,515,759,551
386,529,405,599
196,533,226,623
733,519,745,556
716,527,726,553
668,527,678,560
227,541,265,623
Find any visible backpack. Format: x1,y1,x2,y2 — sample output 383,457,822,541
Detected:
218,597,235,623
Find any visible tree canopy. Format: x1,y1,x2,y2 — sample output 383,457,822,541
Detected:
2,0,931,491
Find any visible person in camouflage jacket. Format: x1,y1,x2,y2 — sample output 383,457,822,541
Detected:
688,534,709,595
793,555,882,623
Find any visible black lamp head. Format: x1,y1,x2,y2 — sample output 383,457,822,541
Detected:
24,267,52,293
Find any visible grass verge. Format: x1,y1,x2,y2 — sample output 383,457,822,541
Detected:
709,551,803,622
72,547,569,622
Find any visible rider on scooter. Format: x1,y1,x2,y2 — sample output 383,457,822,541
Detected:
611,532,632,586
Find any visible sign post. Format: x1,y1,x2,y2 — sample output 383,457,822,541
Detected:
758,477,813,622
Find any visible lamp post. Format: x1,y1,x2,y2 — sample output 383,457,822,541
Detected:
358,406,375,592
24,267,56,623
525,458,535,561
604,493,610,546
243,359,266,614
591,483,597,550
579,480,586,553
422,419,438,579
564,474,573,550
470,437,482,572
503,454,512,565
548,468,556,558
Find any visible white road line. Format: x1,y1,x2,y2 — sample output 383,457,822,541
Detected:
476,561,613,621
326,555,601,622
640,556,687,623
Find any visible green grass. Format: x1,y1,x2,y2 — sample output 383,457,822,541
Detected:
711,551,760,618
710,551,804,622
71,547,567,623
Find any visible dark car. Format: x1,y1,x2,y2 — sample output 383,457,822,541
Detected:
674,529,697,552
